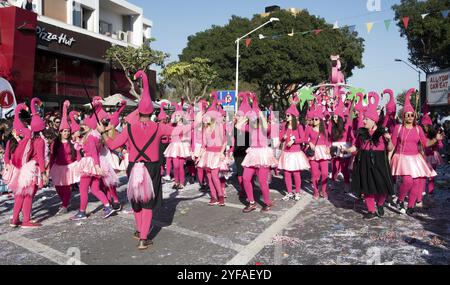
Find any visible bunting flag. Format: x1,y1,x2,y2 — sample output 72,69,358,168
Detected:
314,29,322,35
288,29,295,37
258,34,265,40
245,38,252,47
384,19,391,31
402,16,410,29
302,31,311,35
333,21,339,29
366,22,374,34
421,13,429,19
442,10,450,18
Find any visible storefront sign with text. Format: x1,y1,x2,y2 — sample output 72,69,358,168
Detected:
36,26,76,47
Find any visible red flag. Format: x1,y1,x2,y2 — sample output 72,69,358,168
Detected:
314,29,323,35
402,17,410,29
245,38,252,47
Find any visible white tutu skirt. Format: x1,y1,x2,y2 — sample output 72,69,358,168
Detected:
50,163,80,186
99,148,119,187
128,163,155,203
164,142,191,158
197,151,226,170
391,153,437,178
309,145,332,161
12,161,42,196
426,151,444,167
192,143,203,158
76,157,103,178
1,163,20,186
278,151,310,171
242,147,278,168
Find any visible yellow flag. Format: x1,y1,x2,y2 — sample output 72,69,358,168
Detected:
366,22,374,34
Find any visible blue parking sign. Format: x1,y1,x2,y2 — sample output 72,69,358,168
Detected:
217,91,236,108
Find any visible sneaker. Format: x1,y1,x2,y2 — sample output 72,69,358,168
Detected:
138,239,154,250
294,193,301,201
396,200,406,214
363,212,378,220
9,219,21,228
70,211,87,221
133,231,140,240
261,205,272,213
21,221,42,229
243,203,257,213
163,175,172,181
103,207,116,219
377,205,385,217
313,193,320,200
56,207,69,215
416,202,423,208
282,193,294,201
172,184,178,189
406,208,415,216
112,203,122,212
208,198,219,206
218,197,225,207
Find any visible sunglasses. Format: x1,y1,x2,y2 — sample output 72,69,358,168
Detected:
286,114,292,117
405,113,415,118
313,118,320,121
54,121,61,124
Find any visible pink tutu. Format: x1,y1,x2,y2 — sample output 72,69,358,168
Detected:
76,157,103,177
309,145,332,161
50,163,81,186
192,143,203,158
197,151,225,170
426,151,444,167
100,148,119,187
128,163,154,203
2,164,21,193
164,142,191,158
16,160,42,196
278,151,310,171
242,147,278,168
391,153,437,178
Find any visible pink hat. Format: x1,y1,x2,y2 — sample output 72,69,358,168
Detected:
248,92,260,120
383,89,396,115
172,97,185,117
110,100,127,127
311,104,324,119
286,104,299,117
69,111,81,133
205,92,220,119
364,92,380,122
92,96,109,122
237,92,252,117
135,70,154,115
59,100,71,131
13,103,31,138
354,93,367,113
30,98,45,133
403,88,417,115
157,102,169,121
125,109,140,125
83,113,98,130
198,100,209,113
421,113,433,126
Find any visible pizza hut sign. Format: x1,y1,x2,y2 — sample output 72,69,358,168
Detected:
36,25,76,47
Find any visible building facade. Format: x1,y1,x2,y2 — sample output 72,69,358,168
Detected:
0,0,155,109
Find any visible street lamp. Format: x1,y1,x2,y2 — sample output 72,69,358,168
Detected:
235,17,280,112
394,59,422,89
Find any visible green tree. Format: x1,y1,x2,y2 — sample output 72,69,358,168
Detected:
105,39,169,99
160,58,218,103
180,10,364,110
393,0,450,74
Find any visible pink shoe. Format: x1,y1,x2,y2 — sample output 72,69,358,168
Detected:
208,198,219,206
21,221,42,229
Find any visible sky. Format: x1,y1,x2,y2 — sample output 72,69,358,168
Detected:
129,0,421,101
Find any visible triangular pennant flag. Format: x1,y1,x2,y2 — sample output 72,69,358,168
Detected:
402,16,410,29
421,13,429,19
366,22,374,34
384,19,392,31
302,31,311,35
258,34,266,40
348,25,356,33
333,21,339,29
288,29,294,37
314,29,322,35
245,38,252,47
442,10,450,18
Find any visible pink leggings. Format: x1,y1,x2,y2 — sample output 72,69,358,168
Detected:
243,167,271,206
106,186,119,204
310,160,329,195
332,157,350,184
284,171,302,194
197,167,205,185
134,209,153,240
12,187,37,223
365,194,387,213
398,176,426,208
79,176,110,212
173,158,186,185
206,169,223,200
55,185,72,208
165,157,173,177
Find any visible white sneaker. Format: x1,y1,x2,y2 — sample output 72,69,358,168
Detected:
416,202,423,208
336,173,344,182
163,175,172,181
282,193,294,201
400,208,407,215
294,193,301,201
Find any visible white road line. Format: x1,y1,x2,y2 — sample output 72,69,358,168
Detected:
0,234,86,265
226,195,313,265
118,214,245,252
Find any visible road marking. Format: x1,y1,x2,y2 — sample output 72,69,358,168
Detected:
118,213,245,252
0,234,86,265
226,195,313,265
